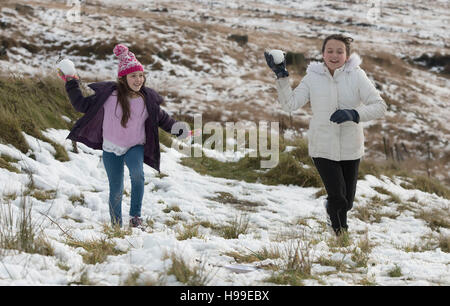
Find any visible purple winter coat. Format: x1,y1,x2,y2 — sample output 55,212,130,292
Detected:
65,79,184,172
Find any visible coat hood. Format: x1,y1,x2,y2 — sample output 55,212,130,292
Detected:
306,53,362,75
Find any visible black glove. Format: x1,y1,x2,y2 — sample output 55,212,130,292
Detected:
330,109,360,124
264,51,289,79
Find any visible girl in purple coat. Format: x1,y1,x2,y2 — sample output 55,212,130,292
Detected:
59,44,188,228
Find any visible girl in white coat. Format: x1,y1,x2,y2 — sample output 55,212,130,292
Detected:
265,34,386,236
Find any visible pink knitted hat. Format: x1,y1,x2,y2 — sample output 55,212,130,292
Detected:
113,44,144,77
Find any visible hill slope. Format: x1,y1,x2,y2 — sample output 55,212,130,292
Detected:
0,126,449,285
0,0,449,286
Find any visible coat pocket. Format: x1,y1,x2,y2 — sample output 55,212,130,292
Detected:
340,122,363,155
309,121,333,154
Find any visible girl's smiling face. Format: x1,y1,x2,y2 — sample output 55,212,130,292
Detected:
126,71,145,92
323,39,349,74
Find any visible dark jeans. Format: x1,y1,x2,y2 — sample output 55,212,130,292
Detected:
312,157,360,232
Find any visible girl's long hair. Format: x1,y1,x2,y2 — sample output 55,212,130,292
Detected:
115,75,146,128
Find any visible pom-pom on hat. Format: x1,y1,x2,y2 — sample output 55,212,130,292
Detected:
113,44,144,77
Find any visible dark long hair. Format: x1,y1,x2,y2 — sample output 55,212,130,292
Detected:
115,75,146,128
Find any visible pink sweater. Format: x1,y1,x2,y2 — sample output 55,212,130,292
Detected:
102,91,149,154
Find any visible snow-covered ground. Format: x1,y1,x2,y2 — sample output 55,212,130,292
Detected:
0,0,449,286
0,129,448,285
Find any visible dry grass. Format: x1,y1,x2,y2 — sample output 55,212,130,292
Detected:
207,191,264,212
265,232,317,286
0,75,77,158
361,51,410,77
66,236,126,265
415,207,450,231
359,159,450,200
166,252,215,286
121,268,167,286
0,154,20,173
438,234,450,253
0,198,54,256
162,205,181,214
218,213,250,239
176,223,204,241
225,245,282,266
352,195,400,224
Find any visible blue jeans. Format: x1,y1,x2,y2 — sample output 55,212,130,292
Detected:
103,145,145,226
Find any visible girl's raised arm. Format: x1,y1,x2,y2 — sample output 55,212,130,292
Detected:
264,50,310,112
65,79,97,114
275,76,311,112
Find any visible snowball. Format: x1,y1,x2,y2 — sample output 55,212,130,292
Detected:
268,49,285,64
56,59,76,76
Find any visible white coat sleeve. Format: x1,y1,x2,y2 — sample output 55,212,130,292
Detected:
275,75,310,112
355,68,387,122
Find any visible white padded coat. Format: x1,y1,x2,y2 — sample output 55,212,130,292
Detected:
276,53,386,161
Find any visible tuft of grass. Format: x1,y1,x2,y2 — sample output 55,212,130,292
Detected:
266,270,309,286
326,230,353,249
316,256,347,273
165,219,178,227
218,214,250,239
176,223,203,241
69,193,86,206
0,154,20,173
122,270,142,286
358,276,377,286
373,186,402,203
401,176,450,200
225,245,282,265
102,223,132,239
207,191,264,212
2,191,18,202
388,265,403,277
162,205,181,214
266,235,316,286
352,196,399,224
0,112,29,153
438,234,450,253
167,252,214,286
415,207,450,231
121,268,166,286
68,269,96,286
28,189,57,202
0,198,54,256
66,237,126,265
351,231,373,268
